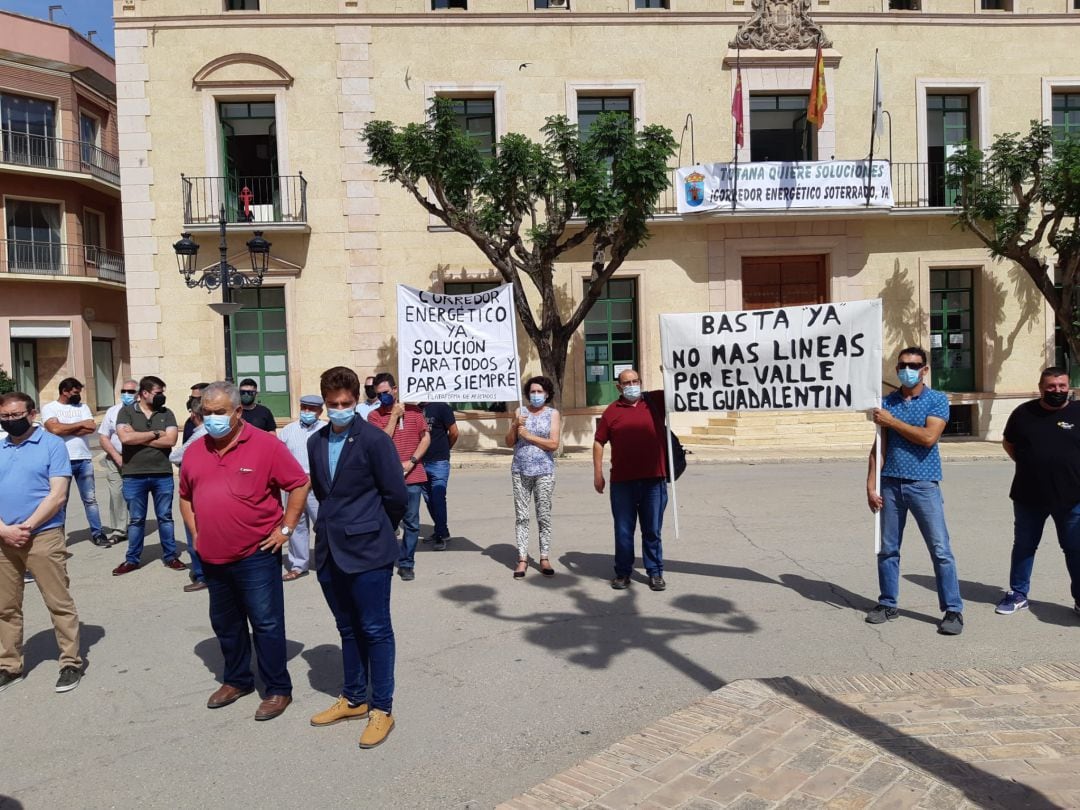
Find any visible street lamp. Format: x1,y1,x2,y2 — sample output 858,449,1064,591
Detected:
172,204,273,383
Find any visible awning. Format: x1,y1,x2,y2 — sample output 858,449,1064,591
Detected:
9,321,71,339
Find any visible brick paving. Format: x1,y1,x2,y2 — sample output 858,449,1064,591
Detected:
498,663,1080,809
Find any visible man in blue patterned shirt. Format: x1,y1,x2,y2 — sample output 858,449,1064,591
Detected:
866,347,964,635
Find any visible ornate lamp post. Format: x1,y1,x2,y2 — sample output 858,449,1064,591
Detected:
173,204,272,382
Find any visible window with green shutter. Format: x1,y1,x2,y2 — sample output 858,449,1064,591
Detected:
584,279,638,406
231,287,290,418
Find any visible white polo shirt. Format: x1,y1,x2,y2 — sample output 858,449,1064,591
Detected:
40,399,94,461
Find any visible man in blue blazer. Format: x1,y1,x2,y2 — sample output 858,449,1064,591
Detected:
306,366,408,749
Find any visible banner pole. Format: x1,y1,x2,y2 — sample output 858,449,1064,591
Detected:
874,422,882,555
666,410,680,541
866,49,879,208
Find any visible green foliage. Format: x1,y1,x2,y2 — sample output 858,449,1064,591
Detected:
0,365,15,396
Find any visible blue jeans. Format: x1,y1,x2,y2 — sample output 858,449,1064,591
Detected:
203,549,291,696
1009,500,1080,603
398,483,424,570
185,522,204,583
610,478,667,578
122,474,178,566
319,554,395,712
422,459,451,539
69,458,103,535
878,477,963,613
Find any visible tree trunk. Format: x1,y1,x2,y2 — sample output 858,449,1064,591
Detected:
537,333,570,410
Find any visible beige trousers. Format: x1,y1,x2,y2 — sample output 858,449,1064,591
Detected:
0,527,82,673
100,455,129,536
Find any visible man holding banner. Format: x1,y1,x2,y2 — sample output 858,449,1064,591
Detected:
593,369,669,592
866,347,964,636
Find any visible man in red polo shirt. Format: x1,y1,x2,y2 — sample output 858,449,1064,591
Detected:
593,368,669,592
367,372,429,582
178,381,310,721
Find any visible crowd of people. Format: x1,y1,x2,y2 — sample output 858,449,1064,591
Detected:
1,348,1079,749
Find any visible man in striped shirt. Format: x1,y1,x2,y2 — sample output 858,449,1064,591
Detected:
367,373,429,582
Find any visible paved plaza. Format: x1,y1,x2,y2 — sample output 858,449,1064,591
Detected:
2,449,1079,808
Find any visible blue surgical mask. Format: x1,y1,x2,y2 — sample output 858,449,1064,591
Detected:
120,393,136,406
203,415,233,438
377,392,395,408
621,385,642,402
897,368,921,388
529,393,547,408
299,411,318,426
328,407,356,427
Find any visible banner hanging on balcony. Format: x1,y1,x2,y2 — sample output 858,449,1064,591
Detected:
676,160,892,213
660,299,883,413
397,283,521,403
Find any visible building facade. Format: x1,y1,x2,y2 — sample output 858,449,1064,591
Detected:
0,12,128,412
112,0,1079,445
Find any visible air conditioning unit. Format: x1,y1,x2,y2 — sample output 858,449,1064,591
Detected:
549,0,569,8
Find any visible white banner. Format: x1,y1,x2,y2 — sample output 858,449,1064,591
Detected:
677,160,893,214
397,284,520,403
660,300,883,413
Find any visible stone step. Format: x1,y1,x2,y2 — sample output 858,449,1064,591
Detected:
692,424,874,439
705,411,872,428
686,433,871,448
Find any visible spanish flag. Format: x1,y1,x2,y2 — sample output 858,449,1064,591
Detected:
806,46,827,129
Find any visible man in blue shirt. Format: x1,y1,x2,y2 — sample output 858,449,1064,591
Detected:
0,392,83,693
866,347,964,635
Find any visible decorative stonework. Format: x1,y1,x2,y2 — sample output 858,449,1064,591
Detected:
730,0,832,51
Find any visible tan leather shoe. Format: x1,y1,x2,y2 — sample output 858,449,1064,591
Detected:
310,695,369,727
358,708,395,748
207,684,254,709
254,694,292,721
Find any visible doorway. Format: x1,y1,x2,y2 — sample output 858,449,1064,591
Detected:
741,255,827,310
10,339,38,403
218,101,278,223
91,338,114,411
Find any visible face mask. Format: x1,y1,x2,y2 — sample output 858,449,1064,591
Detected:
67,394,82,406
328,407,356,427
121,393,136,406
240,392,256,406
897,368,921,388
151,393,167,410
621,385,642,402
529,393,547,407
364,385,377,401
1043,390,1069,408
378,392,395,408
203,414,233,438
0,417,31,437
299,411,318,426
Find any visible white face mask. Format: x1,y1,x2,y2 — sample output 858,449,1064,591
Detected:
621,384,642,402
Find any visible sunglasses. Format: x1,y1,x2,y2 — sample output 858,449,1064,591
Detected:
896,362,925,371
121,389,138,395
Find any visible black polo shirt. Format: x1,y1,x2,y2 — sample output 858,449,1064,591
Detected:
116,404,177,476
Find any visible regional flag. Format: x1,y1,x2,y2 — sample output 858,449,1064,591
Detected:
806,46,827,129
732,68,744,148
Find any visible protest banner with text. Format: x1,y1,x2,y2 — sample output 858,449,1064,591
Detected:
397,284,521,403
660,300,883,413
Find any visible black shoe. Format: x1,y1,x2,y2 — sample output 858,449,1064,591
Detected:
649,575,667,592
939,611,964,635
398,567,415,582
0,670,25,694
611,576,631,590
433,536,447,551
91,532,111,548
865,605,899,624
55,666,81,693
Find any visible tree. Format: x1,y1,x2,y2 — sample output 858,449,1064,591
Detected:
0,365,15,396
362,99,677,402
951,121,1080,364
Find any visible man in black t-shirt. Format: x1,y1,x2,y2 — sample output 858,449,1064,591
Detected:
421,402,458,550
239,378,277,432
997,366,1080,617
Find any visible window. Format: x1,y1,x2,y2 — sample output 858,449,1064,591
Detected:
448,98,496,158
535,0,569,7
1052,92,1080,145
927,94,971,206
83,210,103,249
577,96,632,142
218,101,278,222
225,0,259,9
749,94,813,162
584,279,638,407
980,0,1011,8
742,256,826,310
929,269,975,392
888,0,919,8
636,0,669,7
432,0,467,8
5,200,63,274
1,93,56,168
79,112,100,168
231,287,290,418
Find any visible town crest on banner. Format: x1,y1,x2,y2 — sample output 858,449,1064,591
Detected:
684,172,705,208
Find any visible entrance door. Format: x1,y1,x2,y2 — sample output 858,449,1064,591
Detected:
231,286,290,417
92,338,114,411
218,101,278,223
10,339,37,403
741,255,827,310
930,269,975,391
927,94,971,207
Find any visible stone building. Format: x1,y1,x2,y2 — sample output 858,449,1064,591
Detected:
0,11,128,411
112,0,1079,446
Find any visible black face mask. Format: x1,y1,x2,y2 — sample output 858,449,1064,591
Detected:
67,394,82,406
364,385,377,401
151,393,167,410
240,392,257,405
0,417,31,437
1043,390,1069,408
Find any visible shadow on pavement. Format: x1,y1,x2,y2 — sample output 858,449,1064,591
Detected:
0,796,25,809
764,677,1062,810
558,550,779,587
23,623,105,674
439,581,755,691
300,643,346,698
906,573,1079,627
192,637,305,691
781,573,939,625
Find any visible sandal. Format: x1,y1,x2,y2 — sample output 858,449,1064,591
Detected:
539,559,555,577
282,570,309,582
513,559,528,579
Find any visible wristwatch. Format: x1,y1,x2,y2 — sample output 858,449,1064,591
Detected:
280,525,293,537
409,456,418,465
152,430,161,440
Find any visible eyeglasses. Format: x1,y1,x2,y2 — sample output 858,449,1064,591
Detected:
0,411,29,420
896,362,925,371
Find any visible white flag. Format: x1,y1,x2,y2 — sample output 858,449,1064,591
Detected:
872,50,885,138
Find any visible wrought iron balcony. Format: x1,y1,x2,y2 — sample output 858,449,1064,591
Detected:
0,130,120,186
181,174,308,228
0,240,125,284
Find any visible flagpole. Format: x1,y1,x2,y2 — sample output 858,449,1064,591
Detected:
866,49,879,208
732,45,740,212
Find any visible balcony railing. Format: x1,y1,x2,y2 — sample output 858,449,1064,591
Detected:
182,174,308,226
1,240,125,283
655,161,990,215
0,131,120,186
